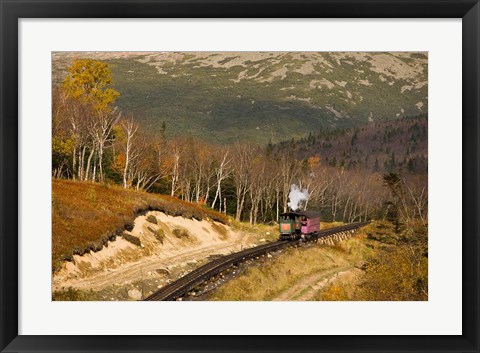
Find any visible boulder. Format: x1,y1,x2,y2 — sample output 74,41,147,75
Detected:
155,268,171,277
128,288,142,301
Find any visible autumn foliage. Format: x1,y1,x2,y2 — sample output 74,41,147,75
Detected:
62,59,119,112
53,59,427,227
321,221,428,301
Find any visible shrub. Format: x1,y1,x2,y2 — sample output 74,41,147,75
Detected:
146,215,157,224
355,245,427,301
321,284,350,301
364,220,398,244
172,228,190,239
52,288,97,301
121,233,142,247
147,226,165,243
155,229,165,243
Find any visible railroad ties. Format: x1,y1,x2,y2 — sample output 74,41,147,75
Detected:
316,229,357,246
144,221,370,301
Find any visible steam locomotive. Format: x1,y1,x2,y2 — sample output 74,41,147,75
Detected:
279,211,321,241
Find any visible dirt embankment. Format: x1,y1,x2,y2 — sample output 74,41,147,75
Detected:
52,211,257,299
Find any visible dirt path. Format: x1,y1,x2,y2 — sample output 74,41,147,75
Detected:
272,266,360,301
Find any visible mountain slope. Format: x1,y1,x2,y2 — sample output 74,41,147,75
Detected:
52,51,428,145
273,114,428,174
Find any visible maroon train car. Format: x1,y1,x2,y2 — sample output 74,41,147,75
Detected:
279,211,321,240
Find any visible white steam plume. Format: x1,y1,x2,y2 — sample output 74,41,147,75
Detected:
287,184,309,211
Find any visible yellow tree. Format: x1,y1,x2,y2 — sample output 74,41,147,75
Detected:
62,59,119,112
62,59,120,182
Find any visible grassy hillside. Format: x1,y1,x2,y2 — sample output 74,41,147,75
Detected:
52,179,228,271
210,221,427,301
210,233,372,301
52,52,428,145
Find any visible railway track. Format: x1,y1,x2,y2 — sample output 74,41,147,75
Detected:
144,221,370,301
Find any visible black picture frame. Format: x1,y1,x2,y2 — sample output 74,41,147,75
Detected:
1,1,478,352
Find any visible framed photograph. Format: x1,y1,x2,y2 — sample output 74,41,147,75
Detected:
1,0,478,352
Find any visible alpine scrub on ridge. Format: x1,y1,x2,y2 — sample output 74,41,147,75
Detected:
52,52,427,144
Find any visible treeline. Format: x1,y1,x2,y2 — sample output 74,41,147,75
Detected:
52,59,427,225
273,114,428,175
